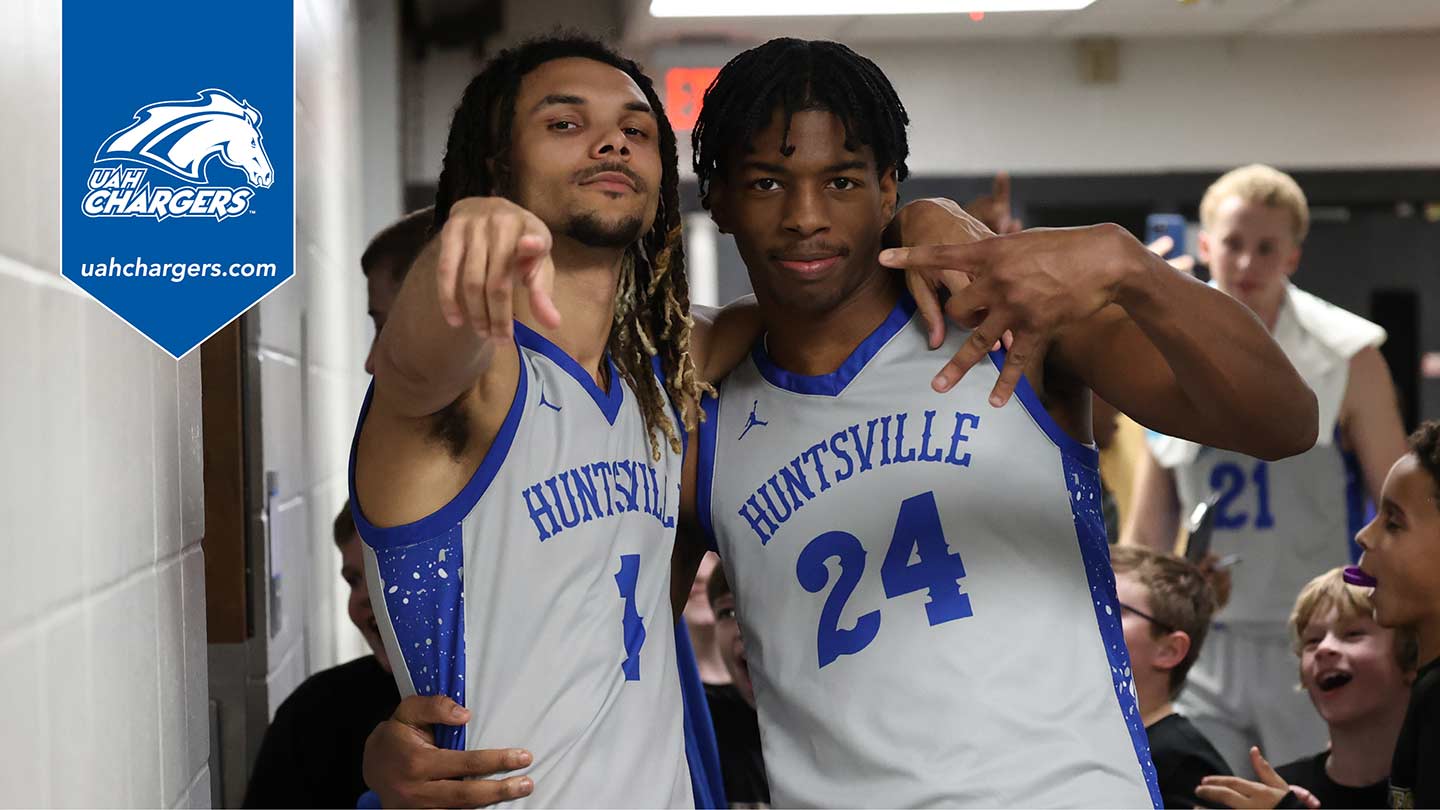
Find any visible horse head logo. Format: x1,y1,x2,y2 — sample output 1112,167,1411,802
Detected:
96,89,274,188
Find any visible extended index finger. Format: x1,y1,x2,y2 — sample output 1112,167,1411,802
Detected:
515,216,560,329
879,242,989,274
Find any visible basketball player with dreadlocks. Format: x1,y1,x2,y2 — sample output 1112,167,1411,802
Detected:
349,36,739,808
676,38,1319,807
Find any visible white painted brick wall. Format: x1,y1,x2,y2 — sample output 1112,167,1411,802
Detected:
0,218,213,810
0,3,212,806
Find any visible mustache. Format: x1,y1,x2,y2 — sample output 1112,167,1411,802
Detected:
771,241,850,259
574,162,647,192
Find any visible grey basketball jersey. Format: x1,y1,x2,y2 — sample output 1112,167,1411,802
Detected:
696,296,1159,808
350,322,692,808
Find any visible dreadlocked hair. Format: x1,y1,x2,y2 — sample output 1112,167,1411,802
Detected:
692,38,911,208
433,33,709,461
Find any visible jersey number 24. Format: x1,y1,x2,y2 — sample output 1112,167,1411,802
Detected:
796,491,972,668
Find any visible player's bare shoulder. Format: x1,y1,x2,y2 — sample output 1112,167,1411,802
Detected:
693,296,763,384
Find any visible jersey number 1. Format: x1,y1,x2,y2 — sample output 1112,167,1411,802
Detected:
614,554,646,681
795,491,972,668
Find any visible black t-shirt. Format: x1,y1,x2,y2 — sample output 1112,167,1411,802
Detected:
243,655,401,809
1389,656,1440,809
705,683,770,808
1147,713,1232,809
1276,752,1388,809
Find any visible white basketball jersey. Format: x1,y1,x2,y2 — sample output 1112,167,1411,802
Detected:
1150,285,1378,628
350,322,692,808
697,296,1159,808
1166,436,1366,626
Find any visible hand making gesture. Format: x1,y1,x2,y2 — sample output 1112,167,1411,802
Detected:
435,196,563,338
880,222,1140,407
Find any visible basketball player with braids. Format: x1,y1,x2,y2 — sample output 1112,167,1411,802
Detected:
350,35,739,808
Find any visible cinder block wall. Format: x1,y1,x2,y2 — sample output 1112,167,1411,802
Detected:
0,1,210,806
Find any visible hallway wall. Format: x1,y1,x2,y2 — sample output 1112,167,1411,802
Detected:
0,0,211,806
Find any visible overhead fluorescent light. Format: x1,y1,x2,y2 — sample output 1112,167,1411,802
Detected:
650,0,1094,17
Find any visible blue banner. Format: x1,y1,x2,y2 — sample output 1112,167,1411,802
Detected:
62,1,295,359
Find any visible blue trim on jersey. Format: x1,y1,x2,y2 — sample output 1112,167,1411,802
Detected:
988,349,1101,468
370,523,468,752
515,320,623,425
347,337,529,549
697,391,721,553
1060,452,1164,809
1338,425,1370,563
750,294,918,397
676,618,727,809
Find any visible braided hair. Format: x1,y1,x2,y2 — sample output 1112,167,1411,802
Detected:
692,38,911,207
434,34,707,460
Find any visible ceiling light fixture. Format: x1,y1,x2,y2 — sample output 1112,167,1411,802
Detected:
650,0,1095,17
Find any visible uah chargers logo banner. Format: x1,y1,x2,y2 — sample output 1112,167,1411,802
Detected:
84,89,274,221
62,2,294,359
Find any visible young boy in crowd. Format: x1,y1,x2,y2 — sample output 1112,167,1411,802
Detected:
706,564,769,808
1282,567,1416,806
1111,547,1232,807
1355,421,1440,808
1195,565,1418,809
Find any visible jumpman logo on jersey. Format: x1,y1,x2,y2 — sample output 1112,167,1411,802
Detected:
738,400,768,440
537,381,561,412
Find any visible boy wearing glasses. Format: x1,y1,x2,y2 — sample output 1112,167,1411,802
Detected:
1112,546,1232,807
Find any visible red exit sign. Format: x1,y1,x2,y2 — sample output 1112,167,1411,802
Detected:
664,66,721,132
